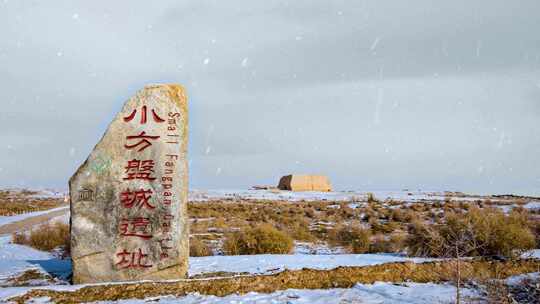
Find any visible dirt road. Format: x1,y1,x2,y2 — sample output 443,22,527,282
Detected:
0,206,69,235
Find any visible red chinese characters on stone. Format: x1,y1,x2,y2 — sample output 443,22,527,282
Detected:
124,131,160,152
124,105,165,125
115,248,153,269
123,159,156,181
120,189,155,210
119,217,152,239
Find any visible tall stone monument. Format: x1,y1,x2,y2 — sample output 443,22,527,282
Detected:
69,84,188,284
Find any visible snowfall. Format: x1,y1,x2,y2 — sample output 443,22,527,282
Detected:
0,189,539,303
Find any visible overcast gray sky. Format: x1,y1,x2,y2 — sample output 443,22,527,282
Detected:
1,0,539,195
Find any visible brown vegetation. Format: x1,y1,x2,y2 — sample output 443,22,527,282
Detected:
189,237,213,257
188,198,538,255
1,269,55,287
407,207,536,258
0,190,64,216
10,259,540,304
12,222,70,256
223,224,293,255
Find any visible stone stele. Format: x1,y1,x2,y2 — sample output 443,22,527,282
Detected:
69,84,188,284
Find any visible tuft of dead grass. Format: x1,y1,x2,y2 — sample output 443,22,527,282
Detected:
12,222,70,255
223,224,293,255
0,190,65,216
407,207,536,258
189,237,213,257
1,269,55,287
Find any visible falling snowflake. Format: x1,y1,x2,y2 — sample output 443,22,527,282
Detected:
72,13,79,19
203,58,210,65
241,57,249,67
370,37,381,51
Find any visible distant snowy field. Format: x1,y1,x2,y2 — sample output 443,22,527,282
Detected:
189,189,540,213
0,206,69,227
8,187,540,206
189,188,539,203
189,189,463,202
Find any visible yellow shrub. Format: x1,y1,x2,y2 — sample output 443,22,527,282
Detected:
13,222,70,254
189,238,213,257
223,224,293,255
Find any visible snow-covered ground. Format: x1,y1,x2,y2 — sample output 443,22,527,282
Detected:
494,201,540,214
189,253,431,276
0,189,538,303
1,189,66,200
506,272,540,286
0,206,69,227
189,189,470,202
0,233,437,303
293,241,346,255
28,190,67,200
93,282,479,304
523,201,540,210
1,233,538,303
0,233,429,282
522,249,540,259
0,236,71,284
188,189,534,205
4,187,536,205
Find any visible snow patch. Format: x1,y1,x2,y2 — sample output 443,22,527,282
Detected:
0,206,69,227
189,253,431,276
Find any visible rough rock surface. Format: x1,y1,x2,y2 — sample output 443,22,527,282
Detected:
69,84,188,284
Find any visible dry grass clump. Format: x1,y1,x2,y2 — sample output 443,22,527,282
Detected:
329,224,407,254
287,220,315,242
529,219,540,248
329,224,371,253
223,224,293,255
0,198,64,216
407,207,536,258
2,269,55,287
369,233,407,253
12,222,70,254
189,238,213,257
